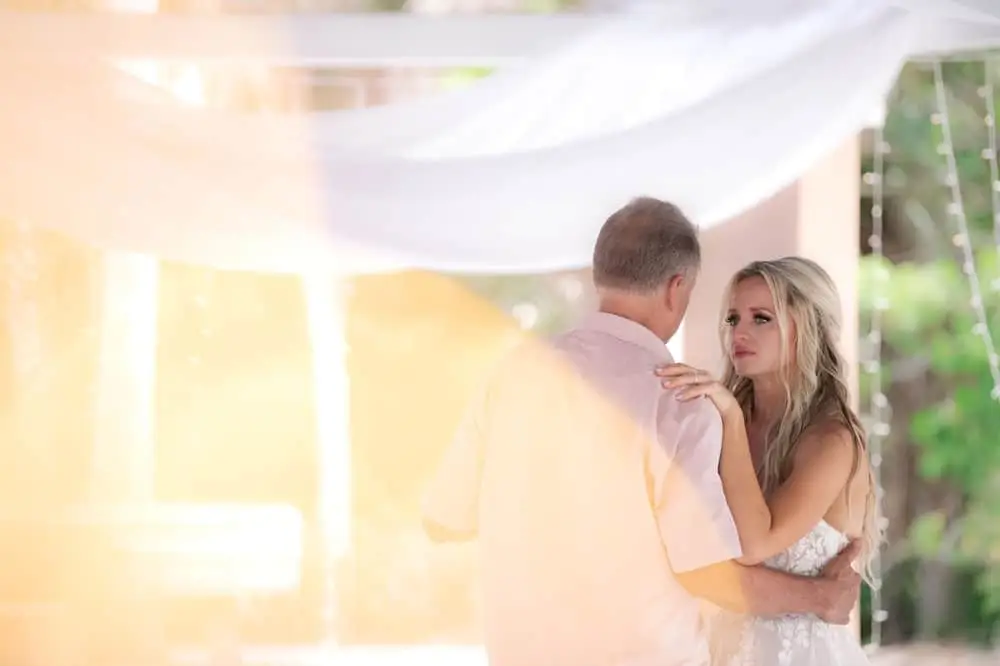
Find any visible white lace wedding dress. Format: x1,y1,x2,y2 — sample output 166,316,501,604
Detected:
709,520,872,666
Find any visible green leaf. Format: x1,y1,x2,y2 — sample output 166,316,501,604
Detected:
909,511,948,557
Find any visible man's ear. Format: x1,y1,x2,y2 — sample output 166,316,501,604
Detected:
664,273,686,310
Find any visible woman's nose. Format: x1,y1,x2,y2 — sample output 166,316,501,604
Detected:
732,324,752,341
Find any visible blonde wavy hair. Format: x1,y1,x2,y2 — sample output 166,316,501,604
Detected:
719,257,882,585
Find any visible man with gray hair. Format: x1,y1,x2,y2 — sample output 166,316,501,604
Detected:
423,196,859,666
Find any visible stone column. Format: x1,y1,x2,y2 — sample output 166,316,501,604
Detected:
86,0,168,508
682,136,861,635
2,221,45,504
302,275,353,646
89,253,161,503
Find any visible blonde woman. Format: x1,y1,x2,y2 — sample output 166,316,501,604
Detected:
656,256,881,666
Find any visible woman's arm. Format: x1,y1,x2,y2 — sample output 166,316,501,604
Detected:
655,363,858,567
719,412,856,565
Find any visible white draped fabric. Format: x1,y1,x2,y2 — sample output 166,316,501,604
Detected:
1,0,1000,273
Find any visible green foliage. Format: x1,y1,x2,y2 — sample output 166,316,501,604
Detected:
861,246,1000,616
439,67,495,92
861,59,1000,635
909,510,948,558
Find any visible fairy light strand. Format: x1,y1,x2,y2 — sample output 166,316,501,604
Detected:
932,60,1000,401
863,118,890,649
982,58,1000,254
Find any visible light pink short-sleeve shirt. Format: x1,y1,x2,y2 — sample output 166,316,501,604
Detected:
423,312,743,666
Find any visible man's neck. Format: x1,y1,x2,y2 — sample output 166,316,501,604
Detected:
597,298,666,342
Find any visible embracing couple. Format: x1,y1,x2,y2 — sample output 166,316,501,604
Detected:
423,197,880,666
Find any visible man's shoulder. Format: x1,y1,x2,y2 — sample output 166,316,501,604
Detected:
655,392,724,445
497,332,572,366
549,324,660,364
501,325,623,366
484,333,579,390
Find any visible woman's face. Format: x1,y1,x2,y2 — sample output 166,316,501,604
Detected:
725,276,792,378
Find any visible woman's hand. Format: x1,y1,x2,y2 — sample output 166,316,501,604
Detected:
655,363,741,419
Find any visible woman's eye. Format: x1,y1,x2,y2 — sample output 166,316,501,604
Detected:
724,315,738,326
754,314,772,324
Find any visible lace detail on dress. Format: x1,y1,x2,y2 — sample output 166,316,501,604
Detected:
710,521,871,666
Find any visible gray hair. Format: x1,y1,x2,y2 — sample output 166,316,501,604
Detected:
592,197,701,291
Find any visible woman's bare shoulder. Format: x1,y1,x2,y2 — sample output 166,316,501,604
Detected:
794,418,857,467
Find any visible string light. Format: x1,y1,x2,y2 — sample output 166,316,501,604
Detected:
862,116,891,650
932,60,1000,402
982,59,1000,257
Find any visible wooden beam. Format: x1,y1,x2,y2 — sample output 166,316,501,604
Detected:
2,11,999,66
0,11,604,65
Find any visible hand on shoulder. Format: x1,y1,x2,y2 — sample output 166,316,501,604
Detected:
654,362,742,420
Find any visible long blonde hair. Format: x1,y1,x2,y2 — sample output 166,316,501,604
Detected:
720,257,882,585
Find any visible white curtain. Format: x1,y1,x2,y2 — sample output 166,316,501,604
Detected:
1,0,999,273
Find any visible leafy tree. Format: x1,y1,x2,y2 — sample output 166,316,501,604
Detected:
857,59,1000,643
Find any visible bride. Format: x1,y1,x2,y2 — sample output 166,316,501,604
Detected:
657,256,882,666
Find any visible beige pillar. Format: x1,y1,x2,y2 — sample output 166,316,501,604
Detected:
302,275,352,647
87,0,182,504
90,252,161,503
682,136,861,635
3,221,46,505
683,136,860,397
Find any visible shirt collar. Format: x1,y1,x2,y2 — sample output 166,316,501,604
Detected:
578,311,675,362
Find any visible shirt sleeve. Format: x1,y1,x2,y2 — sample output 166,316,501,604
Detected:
421,386,489,534
651,395,743,573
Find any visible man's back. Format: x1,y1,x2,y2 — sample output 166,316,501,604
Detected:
466,314,733,666
424,197,747,664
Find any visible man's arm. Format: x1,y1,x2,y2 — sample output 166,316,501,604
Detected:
676,562,823,615
675,540,862,623
651,395,743,574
